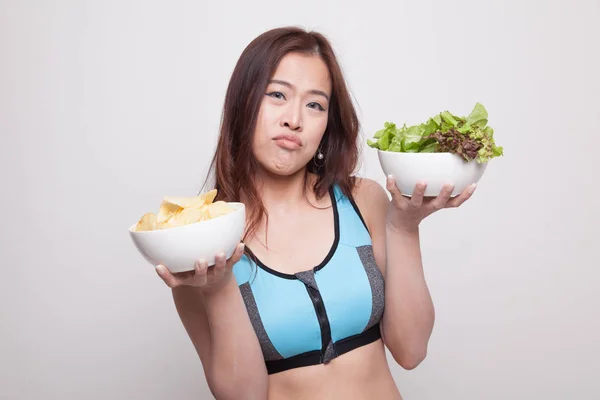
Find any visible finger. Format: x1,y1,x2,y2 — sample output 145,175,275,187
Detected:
447,183,477,208
429,183,454,211
409,182,427,207
227,242,245,266
193,259,209,286
212,252,227,280
172,270,196,280
386,175,408,209
155,265,182,288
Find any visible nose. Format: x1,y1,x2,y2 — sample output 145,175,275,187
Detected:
280,102,302,131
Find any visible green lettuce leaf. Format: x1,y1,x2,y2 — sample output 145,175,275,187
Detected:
388,135,402,152
466,102,488,129
367,102,504,163
422,117,439,137
457,123,472,134
418,137,438,153
403,125,423,147
367,122,397,150
440,111,459,129
366,138,379,149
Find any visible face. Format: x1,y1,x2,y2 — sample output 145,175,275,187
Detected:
252,52,332,176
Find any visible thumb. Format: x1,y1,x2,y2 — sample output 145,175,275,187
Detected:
386,175,406,206
227,242,245,267
155,265,180,288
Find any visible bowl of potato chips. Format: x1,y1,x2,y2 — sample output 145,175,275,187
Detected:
128,189,245,273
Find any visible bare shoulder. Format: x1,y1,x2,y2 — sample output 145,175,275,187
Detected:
352,176,387,197
351,177,389,227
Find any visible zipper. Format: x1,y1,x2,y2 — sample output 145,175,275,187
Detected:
305,285,332,361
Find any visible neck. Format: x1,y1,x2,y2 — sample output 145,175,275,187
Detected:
252,167,313,210
240,167,327,248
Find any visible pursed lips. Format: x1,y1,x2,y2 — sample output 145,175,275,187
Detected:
273,134,302,148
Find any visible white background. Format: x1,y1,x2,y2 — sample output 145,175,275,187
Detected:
1,0,599,399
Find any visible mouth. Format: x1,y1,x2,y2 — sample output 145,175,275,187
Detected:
273,134,302,149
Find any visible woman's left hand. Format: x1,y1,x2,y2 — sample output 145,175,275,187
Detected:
385,175,477,234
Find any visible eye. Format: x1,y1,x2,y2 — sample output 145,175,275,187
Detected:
267,91,286,100
307,102,325,111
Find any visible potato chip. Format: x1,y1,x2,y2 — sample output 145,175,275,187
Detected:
156,219,176,230
133,189,235,232
163,189,218,209
135,213,157,231
156,200,181,224
168,206,210,228
208,201,235,219
204,189,218,205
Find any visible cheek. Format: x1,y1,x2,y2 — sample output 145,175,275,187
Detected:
257,101,279,132
252,106,270,150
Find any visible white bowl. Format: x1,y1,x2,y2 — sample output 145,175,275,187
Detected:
377,151,488,197
128,203,246,273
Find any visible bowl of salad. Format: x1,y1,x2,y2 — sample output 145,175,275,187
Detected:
367,103,504,197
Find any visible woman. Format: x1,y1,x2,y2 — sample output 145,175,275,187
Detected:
155,26,476,400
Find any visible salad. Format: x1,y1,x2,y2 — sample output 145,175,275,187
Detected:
367,102,504,163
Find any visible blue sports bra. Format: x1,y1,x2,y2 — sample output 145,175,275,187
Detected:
233,184,385,374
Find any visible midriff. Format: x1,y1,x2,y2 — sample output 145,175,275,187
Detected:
267,339,403,400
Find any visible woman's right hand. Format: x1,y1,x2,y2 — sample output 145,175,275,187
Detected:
155,242,245,293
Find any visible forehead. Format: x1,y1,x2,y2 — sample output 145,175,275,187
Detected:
271,52,332,94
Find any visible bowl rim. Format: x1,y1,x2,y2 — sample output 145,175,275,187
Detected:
377,150,488,164
377,150,458,156
128,202,245,234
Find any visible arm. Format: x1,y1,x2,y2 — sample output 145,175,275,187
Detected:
353,178,434,370
355,176,475,370
173,278,268,399
381,225,434,370
159,246,268,400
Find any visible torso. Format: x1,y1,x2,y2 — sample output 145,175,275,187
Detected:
234,179,402,400
244,188,335,274
267,339,401,400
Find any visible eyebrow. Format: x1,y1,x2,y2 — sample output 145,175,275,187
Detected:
268,79,330,102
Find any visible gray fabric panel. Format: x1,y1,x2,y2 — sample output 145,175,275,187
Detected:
323,340,336,363
356,245,385,331
239,282,283,361
294,270,318,290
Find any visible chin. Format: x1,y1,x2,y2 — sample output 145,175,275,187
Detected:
259,159,307,177
273,162,305,175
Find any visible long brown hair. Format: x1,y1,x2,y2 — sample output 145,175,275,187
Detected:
202,26,361,241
